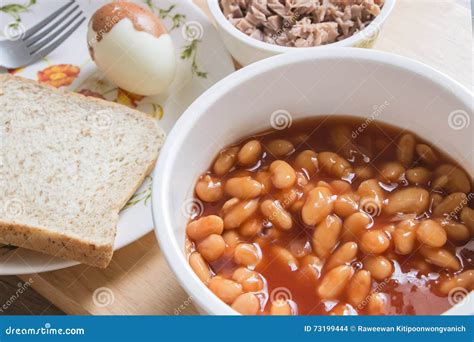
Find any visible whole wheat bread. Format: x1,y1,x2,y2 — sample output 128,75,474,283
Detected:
0,74,165,268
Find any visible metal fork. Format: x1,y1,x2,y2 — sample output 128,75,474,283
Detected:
0,0,86,69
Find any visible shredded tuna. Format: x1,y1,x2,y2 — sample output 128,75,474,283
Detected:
220,0,383,47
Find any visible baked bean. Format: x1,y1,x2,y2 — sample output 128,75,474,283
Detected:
331,180,352,194
347,270,372,307
432,175,449,191
254,170,272,195
406,167,431,185
195,175,224,202
221,198,239,214
266,139,294,157
367,293,387,315
238,140,262,166
232,268,264,292
393,219,418,255
363,256,393,281
438,270,474,295
416,144,437,164
260,200,293,230
223,199,259,229
302,186,334,226
380,162,405,183
270,300,292,315
231,293,260,315
188,117,474,316
419,246,461,270
239,217,263,237
360,230,390,254
197,234,226,262
312,215,342,259
270,160,296,189
296,171,309,186
275,188,301,209
410,259,432,275
329,303,357,316
358,180,384,216
208,277,243,304
325,242,358,270
222,230,240,255
316,180,332,189
290,182,315,213
317,265,354,299
225,176,263,199
354,165,376,181
299,255,321,282
294,150,318,176
234,243,260,267
416,220,447,247
434,164,471,193
272,246,299,271
397,133,415,167
439,220,470,242
334,193,359,218
289,239,312,258
431,193,443,209
189,252,212,284
461,207,474,235
433,192,467,217
318,152,353,179
330,125,353,156
382,224,396,236
187,215,224,241
341,212,372,242
213,146,239,176
384,187,430,215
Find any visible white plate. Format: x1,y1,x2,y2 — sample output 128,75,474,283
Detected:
0,0,234,275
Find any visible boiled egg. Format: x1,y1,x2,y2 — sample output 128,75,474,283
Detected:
87,2,176,96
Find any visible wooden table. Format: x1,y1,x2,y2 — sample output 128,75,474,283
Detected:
2,0,472,315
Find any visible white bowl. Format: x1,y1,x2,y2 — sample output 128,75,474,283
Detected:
207,0,396,66
152,48,473,315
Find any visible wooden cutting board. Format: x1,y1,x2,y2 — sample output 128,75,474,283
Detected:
19,0,472,315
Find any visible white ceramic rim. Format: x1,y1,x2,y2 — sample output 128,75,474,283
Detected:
152,48,473,315
207,0,396,53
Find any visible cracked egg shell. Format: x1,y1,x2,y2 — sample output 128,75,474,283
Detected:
87,2,176,96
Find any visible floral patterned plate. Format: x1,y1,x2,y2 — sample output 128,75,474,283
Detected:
0,0,235,275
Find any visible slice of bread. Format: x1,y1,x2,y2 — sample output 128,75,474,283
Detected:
0,74,165,268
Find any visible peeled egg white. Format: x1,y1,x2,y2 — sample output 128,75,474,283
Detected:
87,18,176,96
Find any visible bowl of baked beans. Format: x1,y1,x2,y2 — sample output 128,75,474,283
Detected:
152,48,473,315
